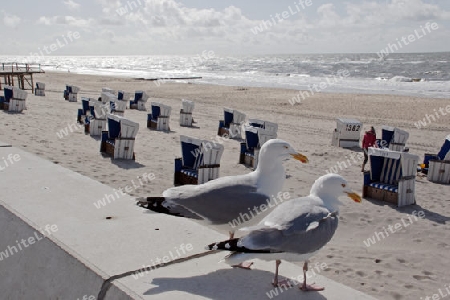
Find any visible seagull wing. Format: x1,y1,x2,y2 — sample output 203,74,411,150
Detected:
238,198,339,254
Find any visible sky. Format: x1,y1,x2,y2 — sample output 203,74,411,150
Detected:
1,0,449,56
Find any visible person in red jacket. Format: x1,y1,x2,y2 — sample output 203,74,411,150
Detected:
361,126,376,172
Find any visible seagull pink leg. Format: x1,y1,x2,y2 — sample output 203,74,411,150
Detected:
232,261,254,269
299,262,324,292
272,260,292,287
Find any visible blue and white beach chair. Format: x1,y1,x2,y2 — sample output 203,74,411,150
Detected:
101,87,116,104
35,82,45,96
239,125,278,168
100,114,139,160
363,147,419,207
118,90,132,101
147,102,171,131
110,99,127,117
423,135,450,183
179,99,195,127
100,91,116,104
3,86,27,112
100,91,127,116
378,126,409,151
64,85,80,102
77,97,92,124
174,135,225,186
217,108,246,139
87,102,108,136
130,90,149,110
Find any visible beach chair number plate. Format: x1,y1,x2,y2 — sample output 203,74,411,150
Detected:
345,125,360,131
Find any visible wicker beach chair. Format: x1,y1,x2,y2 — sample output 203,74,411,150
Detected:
129,90,149,110
100,114,139,160
239,125,277,169
179,99,195,127
3,86,27,112
147,102,171,131
35,82,45,96
378,126,409,152
217,108,246,139
363,148,419,207
64,85,80,102
174,135,224,186
87,102,108,136
422,135,450,183
77,97,92,124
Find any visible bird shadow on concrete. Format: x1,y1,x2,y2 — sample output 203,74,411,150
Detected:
143,268,328,300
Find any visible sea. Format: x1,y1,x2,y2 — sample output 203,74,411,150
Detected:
1,52,449,98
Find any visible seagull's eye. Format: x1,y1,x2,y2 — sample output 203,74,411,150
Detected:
284,146,289,149
342,184,346,188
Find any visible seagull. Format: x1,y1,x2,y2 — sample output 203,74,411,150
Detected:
138,139,308,239
205,173,362,291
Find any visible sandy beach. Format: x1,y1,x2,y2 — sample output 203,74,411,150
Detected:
2,71,450,300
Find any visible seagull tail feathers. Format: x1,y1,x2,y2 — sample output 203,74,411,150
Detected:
205,238,241,251
137,197,182,217
205,238,272,254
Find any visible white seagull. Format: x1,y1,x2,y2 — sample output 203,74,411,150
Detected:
206,173,362,291
139,139,308,239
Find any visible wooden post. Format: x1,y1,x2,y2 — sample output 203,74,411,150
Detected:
31,74,34,93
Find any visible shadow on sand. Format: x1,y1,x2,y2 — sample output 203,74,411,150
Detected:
109,158,146,169
363,197,450,225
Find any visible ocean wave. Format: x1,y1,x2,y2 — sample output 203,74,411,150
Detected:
1,53,449,98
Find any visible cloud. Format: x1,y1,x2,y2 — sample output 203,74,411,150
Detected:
2,11,21,28
63,0,80,10
317,4,340,28
37,16,92,27
26,0,448,55
96,0,122,14
97,17,125,26
335,0,450,28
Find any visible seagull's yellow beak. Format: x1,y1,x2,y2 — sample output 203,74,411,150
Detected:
346,192,362,203
290,153,309,164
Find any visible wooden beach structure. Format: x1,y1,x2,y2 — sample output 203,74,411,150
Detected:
0,63,45,93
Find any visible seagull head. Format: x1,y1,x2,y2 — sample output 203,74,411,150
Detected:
258,139,308,164
310,173,362,209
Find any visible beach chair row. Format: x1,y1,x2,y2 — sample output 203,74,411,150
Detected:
73,86,197,130
71,87,449,205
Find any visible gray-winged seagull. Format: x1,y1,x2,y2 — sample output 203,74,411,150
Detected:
206,173,362,291
139,139,308,239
